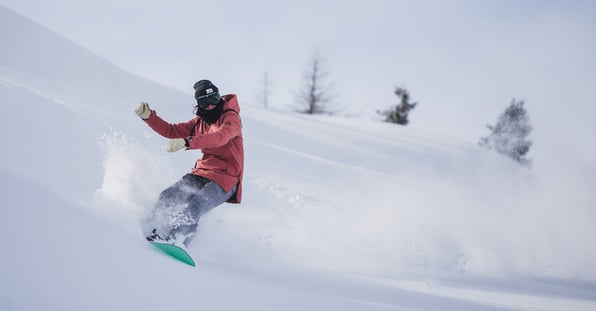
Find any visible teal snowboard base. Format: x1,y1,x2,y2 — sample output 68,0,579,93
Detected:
149,240,196,267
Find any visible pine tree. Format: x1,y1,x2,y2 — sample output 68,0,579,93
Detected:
479,99,533,166
377,87,417,125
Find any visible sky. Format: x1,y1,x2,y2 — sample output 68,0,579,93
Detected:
1,0,595,162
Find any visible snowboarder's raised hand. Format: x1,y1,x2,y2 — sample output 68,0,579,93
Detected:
134,102,152,119
167,138,187,153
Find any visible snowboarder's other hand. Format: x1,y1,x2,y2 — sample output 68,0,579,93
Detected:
135,102,152,119
167,138,187,152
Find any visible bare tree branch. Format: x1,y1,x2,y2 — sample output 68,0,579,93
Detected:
296,50,337,114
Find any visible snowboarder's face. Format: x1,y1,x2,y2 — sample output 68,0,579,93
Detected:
193,103,216,115
195,92,219,109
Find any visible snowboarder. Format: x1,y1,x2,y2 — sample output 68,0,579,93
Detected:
134,80,244,246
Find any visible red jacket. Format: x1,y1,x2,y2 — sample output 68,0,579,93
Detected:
144,94,244,203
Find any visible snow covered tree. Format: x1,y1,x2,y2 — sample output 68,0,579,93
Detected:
479,99,533,166
296,50,336,114
377,86,417,125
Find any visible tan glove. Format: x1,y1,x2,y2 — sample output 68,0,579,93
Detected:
134,102,152,119
166,138,187,152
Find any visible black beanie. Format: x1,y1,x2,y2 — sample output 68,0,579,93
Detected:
193,80,221,108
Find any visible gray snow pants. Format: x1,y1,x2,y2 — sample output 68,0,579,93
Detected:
148,174,236,246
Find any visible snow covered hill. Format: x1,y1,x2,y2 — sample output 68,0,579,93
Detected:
1,5,596,311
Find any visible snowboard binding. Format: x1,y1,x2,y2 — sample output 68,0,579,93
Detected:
146,227,194,247
146,229,167,242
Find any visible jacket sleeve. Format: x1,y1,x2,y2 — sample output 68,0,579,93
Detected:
144,111,197,139
187,112,241,150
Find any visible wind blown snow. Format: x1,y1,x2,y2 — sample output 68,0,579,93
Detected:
92,107,596,280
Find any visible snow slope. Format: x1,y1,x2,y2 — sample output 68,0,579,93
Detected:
1,5,596,311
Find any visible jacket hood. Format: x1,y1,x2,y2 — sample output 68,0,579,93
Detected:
222,94,240,113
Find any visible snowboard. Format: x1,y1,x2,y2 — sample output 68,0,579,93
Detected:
149,240,196,267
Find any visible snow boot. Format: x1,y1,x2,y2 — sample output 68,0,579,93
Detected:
146,229,167,242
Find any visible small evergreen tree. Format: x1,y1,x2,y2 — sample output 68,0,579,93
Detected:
377,87,417,125
479,99,533,166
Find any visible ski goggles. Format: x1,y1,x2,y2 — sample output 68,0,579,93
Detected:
195,92,220,109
